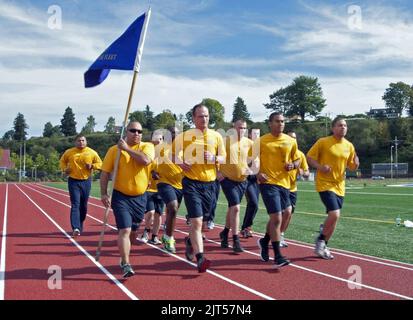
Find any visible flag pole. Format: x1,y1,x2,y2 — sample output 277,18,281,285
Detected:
93,7,151,261
95,70,138,261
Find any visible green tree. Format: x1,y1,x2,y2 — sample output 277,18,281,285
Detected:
43,122,54,137
382,82,412,116
81,115,97,134
232,97,251,123
265,76,326,122
43,122,61,138
13,113,29,141
104,116,116,133
185,98,225,128
409,85,413,116
144,105,155,131
60,107,77,136
154,110,176,129
2,130,14,141
129,110,146,125
264,87,289,115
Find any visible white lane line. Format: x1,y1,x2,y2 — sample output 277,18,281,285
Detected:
0,184,9,300
25,184,275,300
173,228,412,300
36,184,413,270
298,189,413,196
33,184,413,299
29,185,413,300
14,184,138,300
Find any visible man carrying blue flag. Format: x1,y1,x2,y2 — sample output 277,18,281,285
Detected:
85,9,152,270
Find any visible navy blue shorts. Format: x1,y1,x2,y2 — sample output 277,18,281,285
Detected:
319,191,344,212
182,177,215,219
111,190,146,230
290,191,297,207
220,178,248,207
157,183,183,206
146,191,165,215
259,184,291,214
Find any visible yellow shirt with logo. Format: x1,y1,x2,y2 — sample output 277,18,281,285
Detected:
220,136,253,182
254,133,299,189
307,136,357,196
101,142,155,196
156,142,183,189
172,128,226,182
59,147,102,180
289,150,309,192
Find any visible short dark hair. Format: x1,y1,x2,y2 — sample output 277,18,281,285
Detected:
332,116,346,128
75,134,86,141
192,103,207,116
269,112,283,122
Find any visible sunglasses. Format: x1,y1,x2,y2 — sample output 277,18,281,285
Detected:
128,129,143,134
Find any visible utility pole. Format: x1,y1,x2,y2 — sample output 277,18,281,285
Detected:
390,136,400,180
19,143,22,183
390,145,394,179
23,141,26,179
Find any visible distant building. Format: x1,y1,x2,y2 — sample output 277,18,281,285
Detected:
0,149,14,172
366,108,400,119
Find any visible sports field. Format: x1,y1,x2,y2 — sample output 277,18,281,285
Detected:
47,179,413,264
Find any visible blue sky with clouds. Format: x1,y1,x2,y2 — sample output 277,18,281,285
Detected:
1,0,413,136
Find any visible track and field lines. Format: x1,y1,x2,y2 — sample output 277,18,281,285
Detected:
28,184,413,299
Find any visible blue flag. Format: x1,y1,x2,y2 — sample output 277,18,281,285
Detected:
84,9,151,88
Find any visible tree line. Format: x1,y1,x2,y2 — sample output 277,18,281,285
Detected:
1,75,413,180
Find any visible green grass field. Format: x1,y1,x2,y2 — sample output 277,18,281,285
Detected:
46,179,413,264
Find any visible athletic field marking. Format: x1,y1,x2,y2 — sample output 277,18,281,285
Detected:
14,184,139,300
0,184,8,300
293,210,395,225
173,228,412,300
299,189,413,196
37,184,413,269
216,201,398,225
38,185,398,225
31,184,413,298
24,185,275,300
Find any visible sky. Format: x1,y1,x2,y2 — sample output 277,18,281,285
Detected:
1,0,413,137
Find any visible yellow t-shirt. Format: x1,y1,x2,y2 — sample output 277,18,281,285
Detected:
101,142,155,196
254,133,299,189
220,136,253,182
156,142,183,189
307,136,357,196
59,147,102,180
289,150,309,192
147,161,159,193
172,128,226,182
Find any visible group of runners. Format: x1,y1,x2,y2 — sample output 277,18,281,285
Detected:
59,103,359,278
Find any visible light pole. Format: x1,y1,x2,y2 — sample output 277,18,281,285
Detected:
19,143,22,183
390,145,394,179
395,136,399,180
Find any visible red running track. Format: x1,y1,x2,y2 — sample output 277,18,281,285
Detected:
0,183,412,300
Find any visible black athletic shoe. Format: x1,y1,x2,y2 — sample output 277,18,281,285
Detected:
273,256,290,269
233,239,244,253
185,237,194,261
257,237,269,262
219,230,229,248
197,257,211,273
